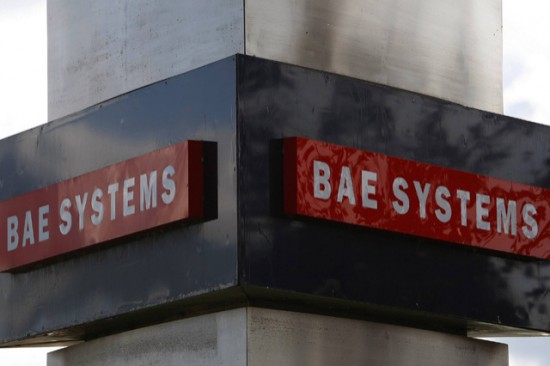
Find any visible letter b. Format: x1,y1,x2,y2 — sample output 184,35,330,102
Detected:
7,216,19,252
313,161,331,200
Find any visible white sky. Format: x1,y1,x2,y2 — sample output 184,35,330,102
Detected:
0,0,46,137
0,0,550,365
503,0,550,125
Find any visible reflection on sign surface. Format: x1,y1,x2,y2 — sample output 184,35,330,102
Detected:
284,137,550,260
0,140,205,272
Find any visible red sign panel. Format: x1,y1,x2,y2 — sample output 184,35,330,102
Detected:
284,137,550,260
0,140,205,272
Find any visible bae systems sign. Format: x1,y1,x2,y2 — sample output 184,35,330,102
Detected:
0,140,205,272
284,137,550,260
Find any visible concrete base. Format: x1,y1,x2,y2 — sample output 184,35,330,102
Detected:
48,308,508,366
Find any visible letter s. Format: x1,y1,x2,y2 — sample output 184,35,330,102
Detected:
162,165,176,205
522,203,538,240
59,198,72,235
392,177,410,215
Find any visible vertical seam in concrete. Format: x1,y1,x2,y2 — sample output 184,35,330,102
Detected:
243,0,247,55
245,307,249,366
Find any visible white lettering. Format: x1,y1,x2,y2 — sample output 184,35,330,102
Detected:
91,188,104,226
22,210,35,246
7,216,18,252
476,193,491,231
337,166,356,205
108,183,119,220
38,205,50,242
522,203,538,239
162,165,176,205
435,186,451,223
140,171,157,211
59,198,72,235
123,178,136,217
456,190,470,227
413,181,431,219
75,193,89,230
496,198,517,236
361,170,378,209
392,177,409,215
313,161,331,200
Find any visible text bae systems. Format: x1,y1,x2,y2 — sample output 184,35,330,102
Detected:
0,140,205,272
284,137,550,260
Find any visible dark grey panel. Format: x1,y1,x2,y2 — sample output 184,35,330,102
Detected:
0,57,239,344
236,56,550,335
1,55,549,346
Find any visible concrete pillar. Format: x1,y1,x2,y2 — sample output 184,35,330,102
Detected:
48,0,502,120
48,308,508,366
46,1,507,365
